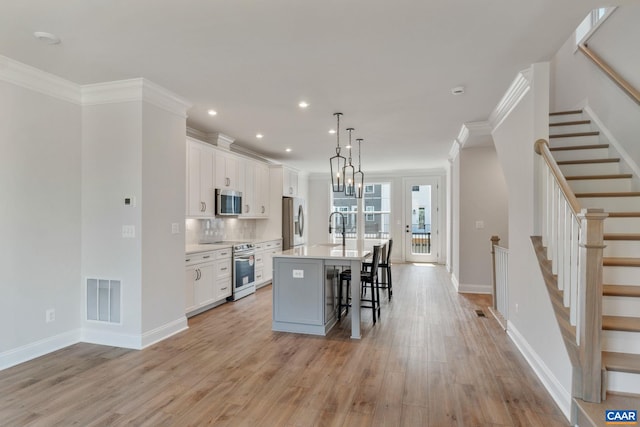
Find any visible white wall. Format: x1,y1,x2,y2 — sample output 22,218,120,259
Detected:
458,146,508,293
0,80,82,362
491,66,572,418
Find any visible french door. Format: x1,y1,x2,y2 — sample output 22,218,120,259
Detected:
404,177,439,263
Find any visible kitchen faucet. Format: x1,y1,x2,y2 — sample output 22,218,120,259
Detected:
328,211,346,248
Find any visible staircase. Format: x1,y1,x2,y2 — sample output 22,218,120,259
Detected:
548,110,640,423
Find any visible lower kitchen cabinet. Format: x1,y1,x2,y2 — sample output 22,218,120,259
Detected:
255,239,282,289
185,248,232,316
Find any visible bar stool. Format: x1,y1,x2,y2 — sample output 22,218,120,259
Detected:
365,239,393,300
338,245,382,324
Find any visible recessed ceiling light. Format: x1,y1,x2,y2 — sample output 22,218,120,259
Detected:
33,31,61,45
256,133,264,139
298,101,309,108
328,129,336,134
451,86,465,95
285,148,292,152
207,109,217,116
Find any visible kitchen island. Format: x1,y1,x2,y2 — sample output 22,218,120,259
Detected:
272,240,387,339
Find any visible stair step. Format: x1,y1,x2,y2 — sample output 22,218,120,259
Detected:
575,393,640,427
558,158,619,165
609,212,640,218
604,266,640,286
604,257,640,267
603,329,640,354
549,119,591,127
603,315,640,332
549,110,583,116
576,191,640,198
550,144,608,151
604,234,640,241
604,285,640,298
566,174,633,180
604,214,640,234
603,351,640,374
550,131,600,139
604,241,640,258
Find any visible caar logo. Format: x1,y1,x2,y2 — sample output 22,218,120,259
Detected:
606,410,637,425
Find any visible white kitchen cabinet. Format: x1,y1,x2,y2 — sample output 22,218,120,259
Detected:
215,151,239,190
282,166,299,197
254,163,270,218
185,248,232,316
186,139,215,217
240,160,256,218
255,239,282,288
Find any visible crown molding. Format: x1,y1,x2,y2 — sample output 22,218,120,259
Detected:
0,55,81,104
82,78,191,117
489,68,531,130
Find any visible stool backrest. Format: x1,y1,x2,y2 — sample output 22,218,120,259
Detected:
385,239,393,264
368,245,381,281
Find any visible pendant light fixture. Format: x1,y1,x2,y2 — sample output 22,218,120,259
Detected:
330,112,346,192
355,138,365,199
344,128,356,196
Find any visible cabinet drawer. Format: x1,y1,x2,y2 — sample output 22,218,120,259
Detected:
185,251,216,266
255,269,264,283
215,249,232,259
216,278,232,300
254,243,264,250
215,260,232,279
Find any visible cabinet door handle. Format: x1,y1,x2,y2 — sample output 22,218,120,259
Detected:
203,255,210,259
221,287,227,291
261,206,265,214
221,267,227,271
225,177,230,186
195,269,200,280
186,258,191,262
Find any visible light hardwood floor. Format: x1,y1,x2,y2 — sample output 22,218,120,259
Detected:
0,264,569,426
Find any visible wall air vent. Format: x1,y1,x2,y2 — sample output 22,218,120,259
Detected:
86,278,121,323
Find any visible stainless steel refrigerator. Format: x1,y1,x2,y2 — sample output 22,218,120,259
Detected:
282,197,305,250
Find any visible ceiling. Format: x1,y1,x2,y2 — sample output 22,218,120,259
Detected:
0,0,611,174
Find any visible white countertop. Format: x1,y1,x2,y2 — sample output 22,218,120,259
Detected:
275,243,372,261
185,243,232,255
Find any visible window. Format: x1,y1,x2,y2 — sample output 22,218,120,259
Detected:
575,7,616,46
331,182,391,239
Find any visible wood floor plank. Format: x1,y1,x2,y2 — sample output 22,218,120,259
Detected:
0,264,570,426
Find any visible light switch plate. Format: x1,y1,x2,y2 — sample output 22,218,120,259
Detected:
293,269,304,278
171,223,180,234
122,225,135,238
475,220,485,229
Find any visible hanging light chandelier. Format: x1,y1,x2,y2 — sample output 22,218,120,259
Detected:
354,138,365,199
344,127,356,196
329,112,346,192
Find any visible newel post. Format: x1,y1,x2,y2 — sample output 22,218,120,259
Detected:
577,208,608,403
490,236,500,310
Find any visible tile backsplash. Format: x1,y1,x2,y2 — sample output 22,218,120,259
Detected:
185,218,256,244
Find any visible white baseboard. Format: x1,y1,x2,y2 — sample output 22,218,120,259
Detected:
141,316,188,349
458,283,492,294
81,328,144,349
450,273,460,291
0,329,81,371
506,321,572,423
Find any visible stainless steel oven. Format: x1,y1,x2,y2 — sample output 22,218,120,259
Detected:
228,243,256,301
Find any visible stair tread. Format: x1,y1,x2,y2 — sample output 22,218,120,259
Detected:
549,119,591,126
604,284,640,298
550,144,609,151
604,257,640,267
603,315,640,332
604,233,640,241
550,131,600,138
575,393,640,427
557,158,619,165
603,351,640,374
549,110,583,116
576,191,640,197
608,212,640,218
565,174,633,180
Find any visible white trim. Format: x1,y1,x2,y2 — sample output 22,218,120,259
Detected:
0,55,81,104
490,69,532,131
607,371,640,395
457,283,492,294
506,321,572,422
448,139,461,162
0,329,81,371
81,328,144,350
82,78,191,117
450,273,460,291
583,104,640,180
141,317,189,349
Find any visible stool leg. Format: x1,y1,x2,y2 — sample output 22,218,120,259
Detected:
387,266,392,300
338,277,343,321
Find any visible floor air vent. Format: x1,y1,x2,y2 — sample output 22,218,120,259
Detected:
475,309,486,318
86,278,121,323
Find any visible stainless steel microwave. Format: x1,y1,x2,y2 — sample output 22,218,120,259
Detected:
216,189,242,216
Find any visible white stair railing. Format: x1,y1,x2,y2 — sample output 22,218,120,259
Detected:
535,139,607,403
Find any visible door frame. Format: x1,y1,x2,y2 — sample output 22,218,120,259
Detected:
402,176,444,263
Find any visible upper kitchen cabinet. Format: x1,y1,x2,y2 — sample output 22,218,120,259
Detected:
254,162,270,217
186,138,215,217
282,166,299,197
238,159,255,218
215,151,239,191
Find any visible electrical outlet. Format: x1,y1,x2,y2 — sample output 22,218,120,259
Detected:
171,223,180,234
293,269,304,278
122,225,135,238
46,308,55,323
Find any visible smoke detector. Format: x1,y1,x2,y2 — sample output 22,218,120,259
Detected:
451,86,465,95
33,32,61,45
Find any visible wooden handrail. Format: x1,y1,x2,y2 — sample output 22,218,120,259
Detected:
579,43,640,105
534,139,582,215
